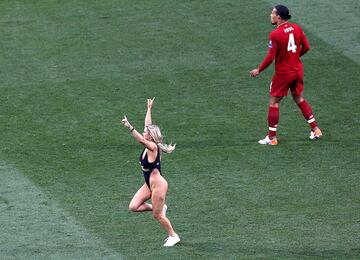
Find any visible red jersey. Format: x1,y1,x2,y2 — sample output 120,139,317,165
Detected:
258,22,310,75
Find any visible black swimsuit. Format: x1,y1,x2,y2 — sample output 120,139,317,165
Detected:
139,148,161,189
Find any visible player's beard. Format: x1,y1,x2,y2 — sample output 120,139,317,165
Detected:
270,17,276,25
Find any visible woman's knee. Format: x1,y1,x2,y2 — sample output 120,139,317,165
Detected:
128,203,138,212
153,210,165,221
151,191,166,218
152,192,166,206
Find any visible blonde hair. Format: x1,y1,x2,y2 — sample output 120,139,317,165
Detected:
146,124,176,153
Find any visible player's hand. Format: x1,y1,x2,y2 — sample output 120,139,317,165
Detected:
147,97,155,109
250,68,260,77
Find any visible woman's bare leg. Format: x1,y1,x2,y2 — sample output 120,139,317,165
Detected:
128,183,152,212
150,176,176,236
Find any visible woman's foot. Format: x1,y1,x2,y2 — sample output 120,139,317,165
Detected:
163,234,180,247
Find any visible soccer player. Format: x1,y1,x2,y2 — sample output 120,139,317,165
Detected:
250,5,322,145
121,97,180,247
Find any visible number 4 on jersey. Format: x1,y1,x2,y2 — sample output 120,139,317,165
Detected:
287,33,297,53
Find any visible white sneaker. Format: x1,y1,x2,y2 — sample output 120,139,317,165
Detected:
163,234,180,247
309,128,322,140
258,135,278,145
163,204,168,216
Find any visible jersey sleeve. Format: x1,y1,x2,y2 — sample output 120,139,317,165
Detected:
300,29,311,56
258,32,277,72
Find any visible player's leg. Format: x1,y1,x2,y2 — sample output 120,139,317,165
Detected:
259,74,288,145
259,96,282,145
293,93,322,139
291,71,322,139
128,183,152,212
292,92,317,128
268,96,283,138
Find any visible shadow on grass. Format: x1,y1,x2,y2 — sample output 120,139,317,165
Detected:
180,241,360,258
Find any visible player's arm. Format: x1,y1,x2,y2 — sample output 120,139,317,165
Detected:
121,115,158,151
258,39,276,72
250,35,276,77
145,97,155,127
300,31,310,56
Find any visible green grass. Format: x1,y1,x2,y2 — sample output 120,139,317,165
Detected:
0,0,359,259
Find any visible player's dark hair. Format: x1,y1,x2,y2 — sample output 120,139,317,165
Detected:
275,5,291,20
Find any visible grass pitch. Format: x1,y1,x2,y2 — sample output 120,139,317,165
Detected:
0,0,359,259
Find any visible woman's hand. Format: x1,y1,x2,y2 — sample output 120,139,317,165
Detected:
147,97,155,109
121,115,132,129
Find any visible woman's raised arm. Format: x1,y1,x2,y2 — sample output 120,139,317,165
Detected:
145,97,155,127
121,115,157,151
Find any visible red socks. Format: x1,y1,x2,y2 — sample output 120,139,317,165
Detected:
268,106,279,138
298,100,317,129
267,100,317,139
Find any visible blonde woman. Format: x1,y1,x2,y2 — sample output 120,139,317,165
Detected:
121,97,180,247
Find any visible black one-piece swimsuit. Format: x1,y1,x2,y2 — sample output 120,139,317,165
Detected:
139,148,161,189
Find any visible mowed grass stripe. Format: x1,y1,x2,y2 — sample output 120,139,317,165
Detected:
0,1,359,258
262,0,360,65
0,161,122,259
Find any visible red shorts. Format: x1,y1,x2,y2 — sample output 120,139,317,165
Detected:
269,70,304,97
